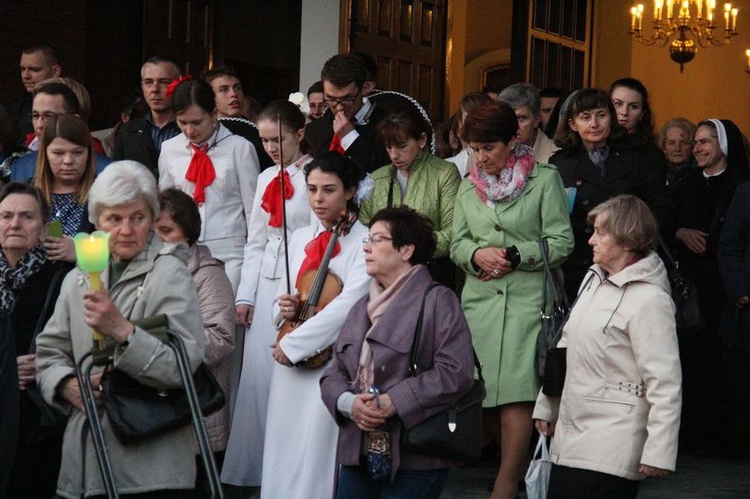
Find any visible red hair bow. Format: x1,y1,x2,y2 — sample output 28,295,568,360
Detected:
166,75,193,97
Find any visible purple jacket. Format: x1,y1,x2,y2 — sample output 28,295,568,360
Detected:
320,266,475,477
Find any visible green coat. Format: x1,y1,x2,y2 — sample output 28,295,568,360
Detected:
451,163,573,407
360,151,461,258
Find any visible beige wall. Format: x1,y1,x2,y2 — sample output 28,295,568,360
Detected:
465,0,512,62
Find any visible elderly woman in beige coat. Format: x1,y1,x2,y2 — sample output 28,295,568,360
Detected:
36,161,204,498
533,195,682,499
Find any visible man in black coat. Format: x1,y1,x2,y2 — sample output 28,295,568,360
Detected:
305,54,391,174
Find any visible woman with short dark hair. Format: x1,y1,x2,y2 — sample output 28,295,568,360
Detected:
550,88,673,300
451,101,573,499
359,104,461,288
321,206,475,498
155,187,235,496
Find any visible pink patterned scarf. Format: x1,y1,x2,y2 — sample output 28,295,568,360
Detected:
470,144,535,203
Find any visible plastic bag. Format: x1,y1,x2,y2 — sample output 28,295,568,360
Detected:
525,435,552,499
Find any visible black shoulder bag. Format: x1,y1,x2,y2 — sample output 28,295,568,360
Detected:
100,317,225,445
401,283,486,463
538,238,574,396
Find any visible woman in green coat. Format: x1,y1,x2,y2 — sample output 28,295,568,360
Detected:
359,105,461,286
450,101,573,499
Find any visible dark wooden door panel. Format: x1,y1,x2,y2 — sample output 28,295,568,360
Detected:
345,0,446,120
143,0,213,76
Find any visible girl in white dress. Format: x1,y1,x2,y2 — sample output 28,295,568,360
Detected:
158,76,260,294
221,100,313,489
260,152,371,499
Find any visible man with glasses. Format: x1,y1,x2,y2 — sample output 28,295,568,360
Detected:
114,55,182,178
305,54,390,173
9,82,81,182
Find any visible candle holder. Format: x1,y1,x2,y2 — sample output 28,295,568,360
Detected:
73,231,110,350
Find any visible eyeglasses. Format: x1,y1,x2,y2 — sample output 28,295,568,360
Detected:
362,234,393,245
324,88,361,107
141,78,173,88
29,112,65,122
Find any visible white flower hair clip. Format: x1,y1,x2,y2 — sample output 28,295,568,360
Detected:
355,173,375,205
288,92,310,116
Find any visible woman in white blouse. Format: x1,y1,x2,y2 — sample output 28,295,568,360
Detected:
158,76,260,294
221,100,313,490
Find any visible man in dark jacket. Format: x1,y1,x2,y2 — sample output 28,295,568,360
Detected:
113,56,182,178
305,54,391,174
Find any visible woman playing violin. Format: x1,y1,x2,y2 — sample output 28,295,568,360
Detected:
260,151,372,499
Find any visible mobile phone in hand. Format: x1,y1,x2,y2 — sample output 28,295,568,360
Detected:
47,219,63,238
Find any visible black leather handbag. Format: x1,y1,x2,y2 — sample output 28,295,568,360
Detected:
536,238,569,380
401,284,486,463
100,315,225,444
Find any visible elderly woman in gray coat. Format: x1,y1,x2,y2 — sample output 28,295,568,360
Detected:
35,160,204,498
320,206,475,499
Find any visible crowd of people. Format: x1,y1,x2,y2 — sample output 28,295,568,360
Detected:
0,41,748,499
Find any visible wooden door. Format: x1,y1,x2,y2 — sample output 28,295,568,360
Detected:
341,0,446,121
142,0,215,76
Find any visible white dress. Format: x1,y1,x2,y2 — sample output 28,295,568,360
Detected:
260,220,371,499
221,157,313,487
158,124,260,294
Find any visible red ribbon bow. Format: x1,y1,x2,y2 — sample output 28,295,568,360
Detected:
296,230,340,288
185,143,216,204
261,170,294,228
166,75,193,97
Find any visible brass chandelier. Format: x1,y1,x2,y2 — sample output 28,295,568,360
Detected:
629,0,740,72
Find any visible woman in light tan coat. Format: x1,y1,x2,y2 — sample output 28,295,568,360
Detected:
533,195,682,499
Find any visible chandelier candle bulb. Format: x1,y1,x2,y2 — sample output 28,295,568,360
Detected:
746,49,750,72
725,3,731,31
731,8,737,32
697,0,703,19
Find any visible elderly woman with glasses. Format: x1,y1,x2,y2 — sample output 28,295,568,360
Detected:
35,160,204,498
320,206,475,498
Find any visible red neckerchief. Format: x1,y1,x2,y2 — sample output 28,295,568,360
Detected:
185,143,216,204
296,230,340,288
329,134,346,154
261,169,294,227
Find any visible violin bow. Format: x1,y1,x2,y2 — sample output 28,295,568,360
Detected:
278,114,292,294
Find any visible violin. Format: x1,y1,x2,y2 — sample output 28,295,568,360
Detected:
277,211,357,368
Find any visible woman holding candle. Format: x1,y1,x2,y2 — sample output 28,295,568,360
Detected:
34,114,96,263
35,160,204,498
0,182,71,498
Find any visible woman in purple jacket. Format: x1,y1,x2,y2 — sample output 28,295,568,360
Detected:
320,206,475,498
